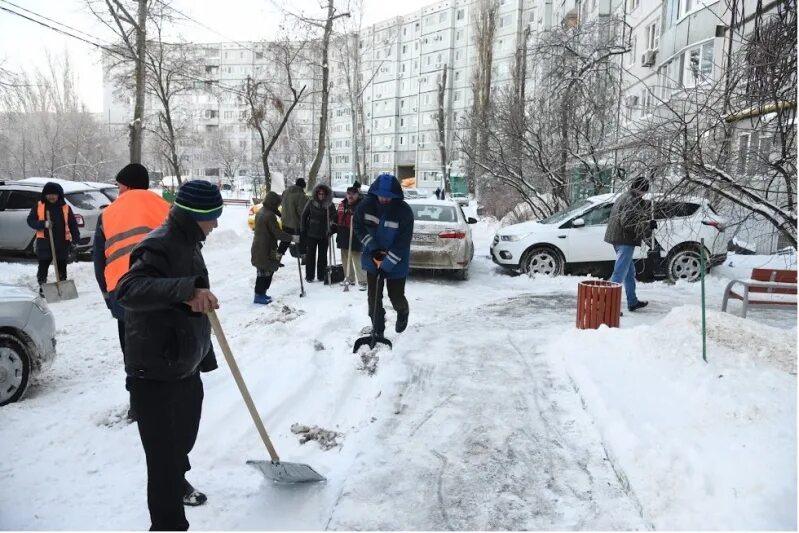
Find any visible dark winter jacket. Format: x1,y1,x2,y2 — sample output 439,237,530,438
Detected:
251,192,295,274
26,184,81,261
280,185,308,230
116,207,219,381
335,196,363,251
354,174,414,280
604,191,650,246
300,184,336,241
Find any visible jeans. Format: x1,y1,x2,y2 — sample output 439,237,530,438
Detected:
610,244,639,307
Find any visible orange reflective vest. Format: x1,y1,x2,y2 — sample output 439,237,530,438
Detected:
103,189,171,292
36,202,72,241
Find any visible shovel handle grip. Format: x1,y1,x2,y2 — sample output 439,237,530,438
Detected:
208,310,281,463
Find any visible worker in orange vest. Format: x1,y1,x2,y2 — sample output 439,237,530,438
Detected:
26,182,81,288
93,163,170,420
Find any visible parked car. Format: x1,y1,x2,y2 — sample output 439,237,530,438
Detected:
0,179,110,256
490,193,728,282
451,192,470,206
0,284,57,406
403,188,422,200
408,199,476,280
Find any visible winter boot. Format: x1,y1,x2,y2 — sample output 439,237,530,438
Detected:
628,300,649,312
183,480,207,507
395,309,409,333
277,254,285,268
253,294,272,305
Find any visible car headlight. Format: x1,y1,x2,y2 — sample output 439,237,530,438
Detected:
33,296,49,314
500,233,527,242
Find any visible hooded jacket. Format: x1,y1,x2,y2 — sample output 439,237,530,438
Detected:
26,182,81,261
280,184,308,230
251,191,295,273
116,207,218,381
604,191,650,246
353,174,414,279
300,184,336,241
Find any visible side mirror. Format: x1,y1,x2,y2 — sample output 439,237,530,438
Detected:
467,217,477,224
572,218,586,228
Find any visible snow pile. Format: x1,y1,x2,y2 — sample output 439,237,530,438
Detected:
547,307,797,529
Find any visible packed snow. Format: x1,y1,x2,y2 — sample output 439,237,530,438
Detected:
0,205,795,530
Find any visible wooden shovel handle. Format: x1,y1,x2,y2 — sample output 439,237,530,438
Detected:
207,310,281,463
45,210,61,284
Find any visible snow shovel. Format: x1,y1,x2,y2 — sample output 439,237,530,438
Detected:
343,223,354,292
294,245,306,298
352,272,393,353
208,310,324,483
41,211,78,303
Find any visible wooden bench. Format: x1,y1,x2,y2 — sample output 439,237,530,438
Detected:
721,268,797,318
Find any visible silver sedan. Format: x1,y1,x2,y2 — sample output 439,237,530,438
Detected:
408,199,476,280
0,284,57,406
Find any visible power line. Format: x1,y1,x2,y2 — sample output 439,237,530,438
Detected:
0,3,253,100
0,0,108,44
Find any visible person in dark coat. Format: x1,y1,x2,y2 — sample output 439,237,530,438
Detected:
604,175,652,312
336,182,366,288
116,180,223,531
251,191,300,304
26,182,80,287
277,178,308,256
353,173,414,336
300,183,336,282
434,187,442,200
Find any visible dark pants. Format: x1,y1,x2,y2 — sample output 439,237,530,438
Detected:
277,227,298,255
305,237,328,281
129,373,203,531
37,258,67,285
254,270,274,295
366,272,409,334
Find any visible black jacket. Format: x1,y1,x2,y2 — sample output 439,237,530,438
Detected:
26,188,80,261
116,208,218,381
604,191,651,246
300,184,336,241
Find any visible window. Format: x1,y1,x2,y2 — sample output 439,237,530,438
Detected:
373,153,380,163
627,0,640,10
439,12,446,23
627,35,637,66
455,50,462,61
402,45,407,53
682,41,714,87
239,140,247,149
455,70,461,81
65,191,109,210
400,135,405,145
653,202,700,220
456,9,465,20
454,90,461,101
456,30,462,41
646,20,660,50
224,110,233,119
579,203,614,226
499,14,513,28
3,190,38,210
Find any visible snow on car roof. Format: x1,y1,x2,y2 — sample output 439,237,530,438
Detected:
406,198,460,205
17,177,98,193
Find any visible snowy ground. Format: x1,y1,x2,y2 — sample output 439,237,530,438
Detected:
0,206,795,530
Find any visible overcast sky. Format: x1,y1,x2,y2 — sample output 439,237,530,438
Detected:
0,0,434,113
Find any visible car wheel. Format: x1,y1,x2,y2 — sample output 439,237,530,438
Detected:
454,267,470,281
0,334,31,406
521,246,564,276
666,246,706,283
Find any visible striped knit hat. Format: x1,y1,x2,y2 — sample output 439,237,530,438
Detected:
174,180,224,221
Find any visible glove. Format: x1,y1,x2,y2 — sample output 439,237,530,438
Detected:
649,219,658,230
44,220,51,229
372,249,387,269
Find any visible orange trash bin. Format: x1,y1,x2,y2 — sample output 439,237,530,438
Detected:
576,280,622,329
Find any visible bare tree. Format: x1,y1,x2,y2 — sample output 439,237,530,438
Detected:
467,0,498,195
294,0,351,189
242,40,308,194
87,0,148,164
435,63,450,193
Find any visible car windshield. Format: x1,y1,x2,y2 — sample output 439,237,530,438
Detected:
65,190,110,210
539,200,593,224
411,204,459,223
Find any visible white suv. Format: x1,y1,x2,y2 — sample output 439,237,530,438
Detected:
490,194,728,282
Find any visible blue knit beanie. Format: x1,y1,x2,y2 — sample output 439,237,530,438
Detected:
174,180,224,221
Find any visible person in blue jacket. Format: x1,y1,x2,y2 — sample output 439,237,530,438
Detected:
353,173,414,336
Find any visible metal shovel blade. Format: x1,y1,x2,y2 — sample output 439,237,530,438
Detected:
246,459,326,483
41,280,78,302
352,334,392,353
